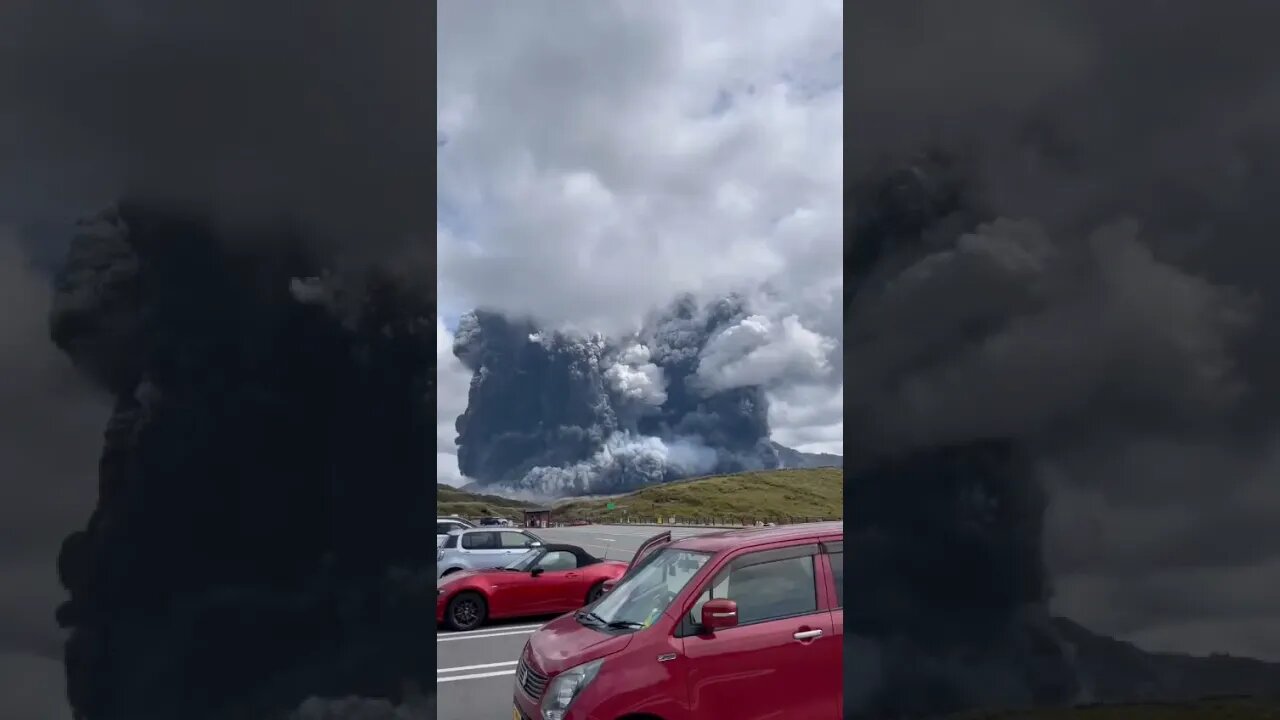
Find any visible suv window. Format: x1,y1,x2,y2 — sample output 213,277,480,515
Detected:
461,531,498,550
538,550,577,571
443,534,458,549
499,531,535,549
828,551,843,608
688,551,817,627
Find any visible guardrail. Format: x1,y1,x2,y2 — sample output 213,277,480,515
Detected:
554,516,840,528
616,516,838,527
454,515,840,529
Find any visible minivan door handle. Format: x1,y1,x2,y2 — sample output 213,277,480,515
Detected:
793,629,823,641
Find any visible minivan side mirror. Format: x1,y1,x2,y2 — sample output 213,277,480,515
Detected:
600,580,615,594
529,541,543,548
700,599,738,632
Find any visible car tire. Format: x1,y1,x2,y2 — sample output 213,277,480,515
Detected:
446,591,487,632
585,581,606,604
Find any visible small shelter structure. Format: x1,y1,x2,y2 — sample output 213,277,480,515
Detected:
523,508,552,528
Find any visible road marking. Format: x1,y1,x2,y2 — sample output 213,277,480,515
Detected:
437,628,539,642
436,669,516,683
439,660,518,674
439,622,544,637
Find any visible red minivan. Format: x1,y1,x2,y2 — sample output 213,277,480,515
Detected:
512,522,844,720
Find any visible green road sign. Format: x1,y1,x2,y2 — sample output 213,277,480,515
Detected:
606,502,616,510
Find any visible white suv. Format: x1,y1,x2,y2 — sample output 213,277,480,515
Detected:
436,516,475,547
436,528,544,579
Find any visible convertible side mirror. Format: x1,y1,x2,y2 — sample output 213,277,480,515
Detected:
530,567,544,577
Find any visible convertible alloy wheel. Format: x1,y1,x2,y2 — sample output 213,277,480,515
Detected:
447,591,487,631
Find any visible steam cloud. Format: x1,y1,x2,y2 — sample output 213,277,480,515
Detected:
49,202,433,720
451,296,835,497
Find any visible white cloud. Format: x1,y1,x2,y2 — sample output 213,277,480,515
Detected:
437,1,843,475
767,383,844,455
695,314,836,393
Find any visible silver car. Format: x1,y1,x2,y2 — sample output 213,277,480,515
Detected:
436,516,476,547
436,527,544,579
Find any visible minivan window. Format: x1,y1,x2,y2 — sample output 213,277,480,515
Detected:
461,532,497,550
585,548,710,629
499,531,534,549
688,554,817,626
828,551,843,608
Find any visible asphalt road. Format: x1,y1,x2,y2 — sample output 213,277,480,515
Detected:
436,524,723,720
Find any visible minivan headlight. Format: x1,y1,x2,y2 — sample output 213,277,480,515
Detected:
540,658,603,720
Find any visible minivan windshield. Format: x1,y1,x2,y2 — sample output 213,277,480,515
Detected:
583,548,710,629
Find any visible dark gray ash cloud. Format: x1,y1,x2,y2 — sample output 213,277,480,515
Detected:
451,296,836,497
0,1,433,719
849,0,1280,715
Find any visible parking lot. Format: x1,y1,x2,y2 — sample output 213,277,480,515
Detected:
436,524,723,720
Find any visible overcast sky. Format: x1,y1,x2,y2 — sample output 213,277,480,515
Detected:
436,0,844,486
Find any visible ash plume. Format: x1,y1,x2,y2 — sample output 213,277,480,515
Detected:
50,202,432,720
849,4,1280,714
451,296,834,496
845,151,1271,717
1,1,433,717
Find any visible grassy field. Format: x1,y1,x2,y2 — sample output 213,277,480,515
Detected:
551,467,843,524
436,467,843,525
944,697,1280,719
435,483,536,522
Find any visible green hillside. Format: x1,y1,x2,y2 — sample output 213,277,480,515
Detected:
436,467,843,525
436,483,536,522
553,467,842,524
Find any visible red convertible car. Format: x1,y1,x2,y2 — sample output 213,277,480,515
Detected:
437,543,627,631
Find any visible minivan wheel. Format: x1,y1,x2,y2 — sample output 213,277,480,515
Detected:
585,581,606,604
447,591,487,631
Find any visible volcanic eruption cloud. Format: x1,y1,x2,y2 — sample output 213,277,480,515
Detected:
842,151,1263,716
844,1,1280,711
1,1,434,716
451,296,835,497
49,203,434,720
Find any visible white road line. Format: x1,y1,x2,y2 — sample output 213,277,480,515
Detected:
436,669,516,683
437,628,539,642
439,622,544,637
438,660,518,674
